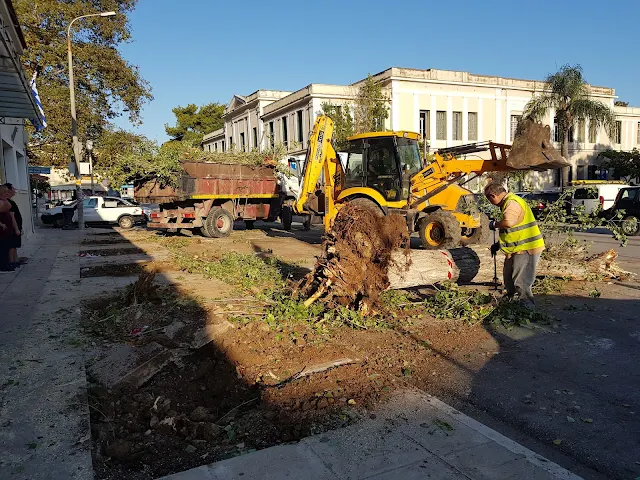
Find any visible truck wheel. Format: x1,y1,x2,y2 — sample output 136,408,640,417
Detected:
281,205,293,231
199,225,212,238
205,208,233,238
118,215,134,229
302,215,312,231
244,220,255,230
347,197,384,217
622,215,640,236
461,213,489,245
419,210,461,249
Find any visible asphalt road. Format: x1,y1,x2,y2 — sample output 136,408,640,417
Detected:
453,229,640,480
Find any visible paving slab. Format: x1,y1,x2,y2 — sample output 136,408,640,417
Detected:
160,389,583,480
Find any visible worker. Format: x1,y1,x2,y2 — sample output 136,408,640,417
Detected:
484,183,545,309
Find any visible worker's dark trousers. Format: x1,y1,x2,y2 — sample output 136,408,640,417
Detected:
503,252,541,308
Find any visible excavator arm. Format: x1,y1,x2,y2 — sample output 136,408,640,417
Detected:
294,116,344,229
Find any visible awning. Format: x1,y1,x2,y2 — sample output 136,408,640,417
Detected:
0,11,45,128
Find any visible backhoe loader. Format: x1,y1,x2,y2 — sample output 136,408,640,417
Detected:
293,115,568,249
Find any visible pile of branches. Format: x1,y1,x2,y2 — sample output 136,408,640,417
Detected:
294,204,410,314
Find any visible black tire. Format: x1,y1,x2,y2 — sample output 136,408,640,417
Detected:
346,197,384,217
198,225,212,238
205,208,233,238
52,215,63,228
281,205,293,231
461,212,490,245
302,215,312,231
244,220,255,230
621,215,640,236
118,215,134,229
419,210,461,249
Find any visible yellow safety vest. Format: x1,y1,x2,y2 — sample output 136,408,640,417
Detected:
499,193,545,254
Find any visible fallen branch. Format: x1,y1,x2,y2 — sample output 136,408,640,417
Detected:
266,357,360,388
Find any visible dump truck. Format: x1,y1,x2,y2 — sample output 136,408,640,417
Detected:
137,161,299,237
294,116,568,248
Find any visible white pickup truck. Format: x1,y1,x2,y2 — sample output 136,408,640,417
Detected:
42,196,144,228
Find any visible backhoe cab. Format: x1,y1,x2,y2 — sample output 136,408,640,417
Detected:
294,116,567,249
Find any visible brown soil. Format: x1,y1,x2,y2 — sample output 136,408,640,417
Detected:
81,262,178,278
88,301,497,480
81,248,146,257
296,204,409,312
82,238,135,245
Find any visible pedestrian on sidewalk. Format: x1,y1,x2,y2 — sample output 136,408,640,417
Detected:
4,183,24,268
0,185,19,272
484,182,545,309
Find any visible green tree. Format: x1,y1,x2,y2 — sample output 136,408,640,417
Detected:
523,64,616,186
92,128,147,172
320,103,354,151
599,148,640,184
353,74,389,134
165,102,225,146
15,0,153,167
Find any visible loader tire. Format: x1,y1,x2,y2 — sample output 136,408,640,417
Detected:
461,213,490,246
281,205,293,231
205,208,233,238
419,210,461,249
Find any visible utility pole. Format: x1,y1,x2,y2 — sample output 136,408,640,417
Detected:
86,140,95,195
67,11,116,230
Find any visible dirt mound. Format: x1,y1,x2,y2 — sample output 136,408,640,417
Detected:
296,204,410,313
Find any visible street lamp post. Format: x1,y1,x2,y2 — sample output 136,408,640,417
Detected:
67,11,116,230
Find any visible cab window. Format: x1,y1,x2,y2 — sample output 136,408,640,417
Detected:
366,137,400,201
345,139,365,187
83,198,97,208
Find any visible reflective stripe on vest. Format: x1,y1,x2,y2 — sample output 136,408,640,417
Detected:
498,193,545,254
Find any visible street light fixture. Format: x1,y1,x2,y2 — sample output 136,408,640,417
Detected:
67,11,117,230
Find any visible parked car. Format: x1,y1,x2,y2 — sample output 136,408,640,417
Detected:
516,191,562,218
602,186,640,235
42,196,145,229
565,182,629,215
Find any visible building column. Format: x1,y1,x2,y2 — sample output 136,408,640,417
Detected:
391,84,400,131
495,91,502,143
462,97,468,143
477,98,483,141
413,94,420,133
446,96,453,145
430,96,437,144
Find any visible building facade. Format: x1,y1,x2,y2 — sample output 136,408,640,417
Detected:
0,0,47,241
204,67,639,191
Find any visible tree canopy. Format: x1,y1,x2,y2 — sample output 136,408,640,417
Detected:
15,0,153,167
321,74,389,151
164,103,225,146
599,148,640,184
523,65,616,186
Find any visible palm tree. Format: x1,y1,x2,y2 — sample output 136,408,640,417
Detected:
523,64,616,186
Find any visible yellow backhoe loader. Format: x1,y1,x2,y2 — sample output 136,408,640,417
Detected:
293,116,568,249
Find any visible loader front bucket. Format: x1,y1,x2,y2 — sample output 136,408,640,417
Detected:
507,119,570,170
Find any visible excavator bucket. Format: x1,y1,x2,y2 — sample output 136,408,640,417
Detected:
507,119,570,171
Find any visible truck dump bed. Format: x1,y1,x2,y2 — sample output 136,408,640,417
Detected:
135,162,279,203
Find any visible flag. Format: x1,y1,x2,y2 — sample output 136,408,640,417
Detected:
29,71,46,131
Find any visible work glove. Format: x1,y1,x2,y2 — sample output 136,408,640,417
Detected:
490,242,500,257
488,220,497,231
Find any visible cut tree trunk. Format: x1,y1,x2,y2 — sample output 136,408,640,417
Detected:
387,246,629,290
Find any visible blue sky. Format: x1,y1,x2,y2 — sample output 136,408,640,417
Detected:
115,0,640,142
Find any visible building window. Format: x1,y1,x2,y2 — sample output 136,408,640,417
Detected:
468,112,478,141
282,116,288,146
637,122,640,145
588,122,597,143
436,111,446,140
253,127,258,149
615,121,622,144
577,119,585,143
214,143,218,152
419,110,430,140
452,112,462,141
229,137,233,151
297,110,304,143
510,115,522,141
222,140,225,152
240,132,245,151
269,121,275,148
553,122,559,142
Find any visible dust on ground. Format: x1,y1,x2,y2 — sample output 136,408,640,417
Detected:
79,222,613,479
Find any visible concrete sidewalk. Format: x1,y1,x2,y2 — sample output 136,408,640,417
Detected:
0,229,93,479
162,389,583,480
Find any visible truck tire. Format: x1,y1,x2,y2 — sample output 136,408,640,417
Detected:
419,210,461,249
198,225,212,238
205,208,233,238
281,205,293,231
346,197,384,217
118,215,134,229
461,212,489,245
